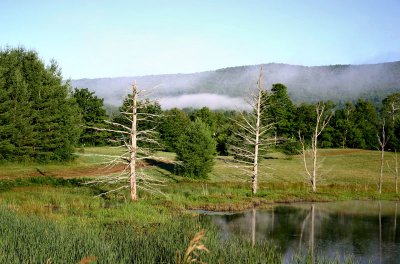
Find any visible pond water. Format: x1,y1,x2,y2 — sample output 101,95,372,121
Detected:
199,201,400,263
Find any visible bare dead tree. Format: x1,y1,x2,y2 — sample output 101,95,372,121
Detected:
377,121,389,194
87,81,164,201
229,67,274,194
299,102,333,193
388,102,400,123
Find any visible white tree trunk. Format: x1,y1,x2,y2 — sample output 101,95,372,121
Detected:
252,89,261,195
130,81,138,201
312,134,318,193
378,122,388,195
299,102,332,193
379,145,384,194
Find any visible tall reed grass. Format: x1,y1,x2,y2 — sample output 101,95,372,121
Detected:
0,206,281,263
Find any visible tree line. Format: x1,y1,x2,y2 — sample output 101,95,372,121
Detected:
1,47,399,174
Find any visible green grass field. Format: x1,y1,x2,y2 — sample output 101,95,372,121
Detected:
0,147,397,263
1,147,399,211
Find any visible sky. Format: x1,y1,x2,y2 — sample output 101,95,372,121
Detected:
1,0,400,79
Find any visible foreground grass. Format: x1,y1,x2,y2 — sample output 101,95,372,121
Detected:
0,205,282,264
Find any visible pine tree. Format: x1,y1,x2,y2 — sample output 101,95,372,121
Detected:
175,119,216,179
73,88,109,146
0,47,82,162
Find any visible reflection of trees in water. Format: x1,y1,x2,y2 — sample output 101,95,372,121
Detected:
209,201,400,263
394,203,397,242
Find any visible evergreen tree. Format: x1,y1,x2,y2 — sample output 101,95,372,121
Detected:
73,88,109,146
295,103,316,142
175,119,216,179
213,111,232,155
190,107,217,134
265,83,296,138
0,47,82,162
351,99,379,149
190,107,232,155
159,108,191,152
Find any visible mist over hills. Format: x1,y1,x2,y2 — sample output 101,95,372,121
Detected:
70,62,400,109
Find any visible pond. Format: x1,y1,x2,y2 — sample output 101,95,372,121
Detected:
199,201,400,263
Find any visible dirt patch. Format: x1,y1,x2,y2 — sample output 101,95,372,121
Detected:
0,164,126,179
50,164,127,178
0,159,169,180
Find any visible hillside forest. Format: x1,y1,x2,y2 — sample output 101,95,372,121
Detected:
1,47,400,174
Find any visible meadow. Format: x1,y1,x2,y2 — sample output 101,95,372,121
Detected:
0,147,398,263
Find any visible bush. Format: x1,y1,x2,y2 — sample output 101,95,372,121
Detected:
175,119,216,179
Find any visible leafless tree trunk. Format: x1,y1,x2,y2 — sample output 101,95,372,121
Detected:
378,122,389,194
130,81,138,201
229,67,274,195
299,102,333,192
87,81,163,202
252,80,262,194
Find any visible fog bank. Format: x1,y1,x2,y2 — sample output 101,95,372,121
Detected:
158,93,248,110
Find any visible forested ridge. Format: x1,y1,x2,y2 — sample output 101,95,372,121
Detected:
1,47,400,165
70,61,400,107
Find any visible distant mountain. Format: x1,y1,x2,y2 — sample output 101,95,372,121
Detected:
69,62,400,109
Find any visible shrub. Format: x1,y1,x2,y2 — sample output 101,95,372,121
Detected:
175,119,216,179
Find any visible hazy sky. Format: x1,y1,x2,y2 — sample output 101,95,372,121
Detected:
1,0,399,79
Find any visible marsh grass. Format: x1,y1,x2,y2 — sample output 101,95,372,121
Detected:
0,206,282,264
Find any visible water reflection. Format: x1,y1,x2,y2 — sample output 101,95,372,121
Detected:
204,201,400,264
